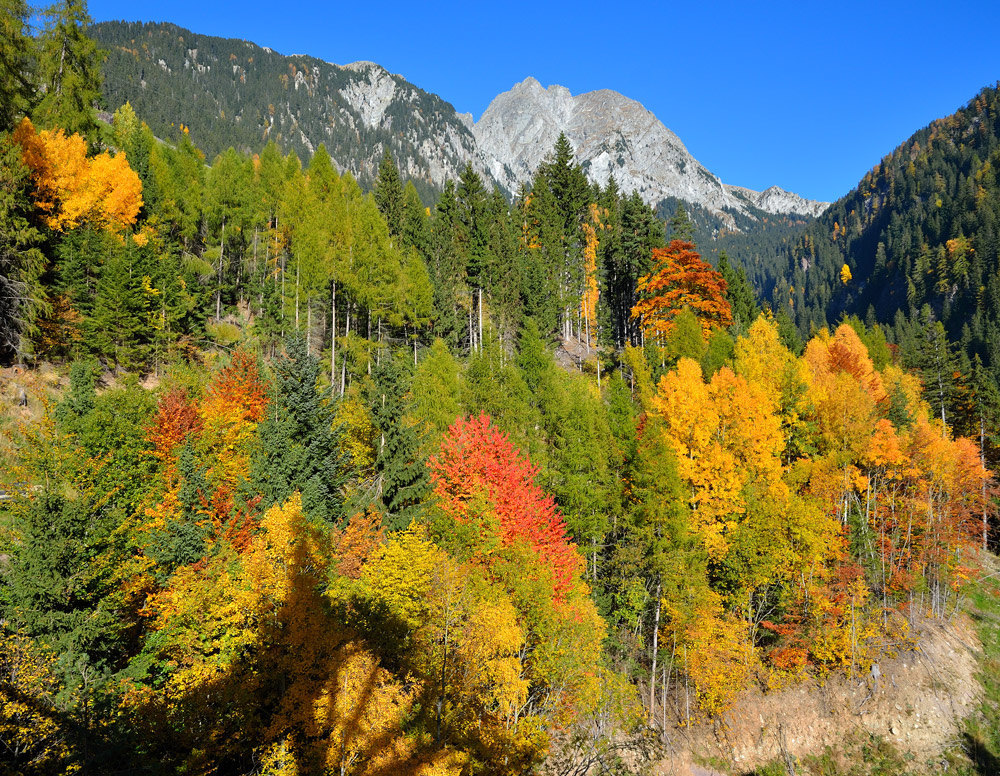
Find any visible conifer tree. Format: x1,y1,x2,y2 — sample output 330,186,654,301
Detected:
717,251,760,336
374,148,403,239
88,238,151,372
0,0,34,132
400,180,430,257
148,442,210,578
0,133,44,363
55,357,99,428
668,202,695,243
248,334,348,524
4,489,122,703
370,354,429,529
429,180,466,348
33,0,103,144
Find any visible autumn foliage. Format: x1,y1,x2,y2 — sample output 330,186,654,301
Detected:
631,239,732,340
13,117,143,232
429,413,581,594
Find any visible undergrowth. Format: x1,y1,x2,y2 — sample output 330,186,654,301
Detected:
745,554,1000,776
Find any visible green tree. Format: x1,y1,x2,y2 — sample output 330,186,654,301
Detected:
247,334,349,524
0,133,44,363
370,354,430,530
374,148,403,240
33,0,103,143
668,202,695,243
717,251,759,336
408,337,462,446
0,0,34,132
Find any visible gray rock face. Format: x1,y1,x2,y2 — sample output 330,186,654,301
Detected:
724,184,830,218
472,78,829,223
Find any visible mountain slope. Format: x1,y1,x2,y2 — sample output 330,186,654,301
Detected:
759,83,1000,372
93,20,481,201
92,21,826,223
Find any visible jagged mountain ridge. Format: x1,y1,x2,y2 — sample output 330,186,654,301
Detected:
92,21,828,222
473,77,829,223
93,21,480,203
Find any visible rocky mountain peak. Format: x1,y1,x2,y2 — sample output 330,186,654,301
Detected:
471,79,830,226
92,21,828,225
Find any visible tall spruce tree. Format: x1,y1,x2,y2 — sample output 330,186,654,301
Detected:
0,0,34,132
718,251,760,336
668,202,695,243
374,148,404,240
247,334,349,524
0,133,44,363
370,354,429,530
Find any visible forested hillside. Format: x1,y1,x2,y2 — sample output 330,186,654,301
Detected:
1,3,999,775
91,20,481,202
753,85,1000,378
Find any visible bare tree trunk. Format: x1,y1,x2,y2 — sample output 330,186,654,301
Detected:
330,280,337,390
649,582,661,726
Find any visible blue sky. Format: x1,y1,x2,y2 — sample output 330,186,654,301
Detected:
86,0,1000,203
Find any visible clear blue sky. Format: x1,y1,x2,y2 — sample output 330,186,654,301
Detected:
86,0,1000,203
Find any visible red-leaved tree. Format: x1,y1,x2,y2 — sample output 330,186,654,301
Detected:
428,414,580,594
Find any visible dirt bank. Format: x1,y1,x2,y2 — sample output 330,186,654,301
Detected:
659,616,981,775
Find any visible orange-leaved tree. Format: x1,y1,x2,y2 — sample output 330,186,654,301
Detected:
12,117,142,232
631,239,731,341
427,414,605,732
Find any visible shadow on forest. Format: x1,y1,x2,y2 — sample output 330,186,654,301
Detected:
2,511,452,775
116,518,442,775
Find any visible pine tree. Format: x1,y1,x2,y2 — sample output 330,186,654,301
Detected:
4,490,122,700
0,0,34,132
374,148,403,240
400,180,430,257
668,202,695,243
0,133,44,363
88,237,151,372
55,357,99,429
429,181,467,348
370,354,429,530
717,251,760,336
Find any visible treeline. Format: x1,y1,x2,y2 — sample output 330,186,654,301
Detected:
4,110,666,381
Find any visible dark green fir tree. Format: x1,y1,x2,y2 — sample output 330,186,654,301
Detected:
370,354,429,530
247,334,349,524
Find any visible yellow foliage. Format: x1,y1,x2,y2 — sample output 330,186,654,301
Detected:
13,118,143,232
0,632,79,773
335,395,378,473
652,359,786,560
682,593,754,717
580,203,600,344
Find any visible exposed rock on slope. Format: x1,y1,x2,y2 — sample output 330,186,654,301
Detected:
724,183,831,218
472,78,829,222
